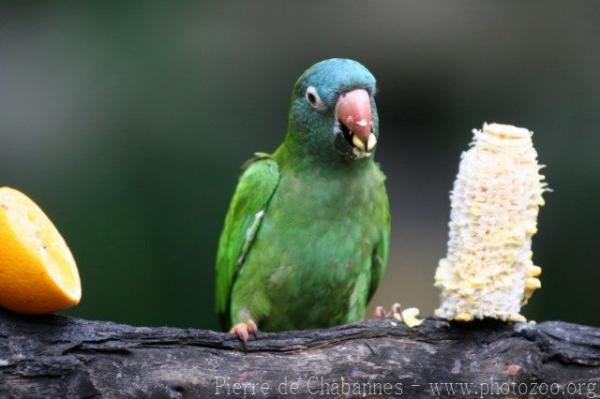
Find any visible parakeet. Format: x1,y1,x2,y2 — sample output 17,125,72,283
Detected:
215,58,391,341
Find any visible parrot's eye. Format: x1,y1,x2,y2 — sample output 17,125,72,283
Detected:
305,86,326,111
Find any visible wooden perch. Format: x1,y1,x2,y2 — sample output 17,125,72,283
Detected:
1,308,600,398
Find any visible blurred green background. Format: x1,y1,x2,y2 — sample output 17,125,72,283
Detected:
1,2,599,329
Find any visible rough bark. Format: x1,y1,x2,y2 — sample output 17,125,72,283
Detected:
0,308,599,398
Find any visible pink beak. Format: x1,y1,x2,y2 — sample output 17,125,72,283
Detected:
335,89,373,145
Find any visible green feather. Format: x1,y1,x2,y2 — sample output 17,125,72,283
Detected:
215,154,279,329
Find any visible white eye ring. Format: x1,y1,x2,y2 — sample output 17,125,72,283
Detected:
305,86,327,111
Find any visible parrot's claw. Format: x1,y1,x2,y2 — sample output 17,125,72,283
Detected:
374,306,387,319
373,303,403,321
229,319,258,343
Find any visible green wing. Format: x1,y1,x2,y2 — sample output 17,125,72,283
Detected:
215,153,280,328
368,188,391,303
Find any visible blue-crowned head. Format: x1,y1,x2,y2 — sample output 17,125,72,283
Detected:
287,58,379,162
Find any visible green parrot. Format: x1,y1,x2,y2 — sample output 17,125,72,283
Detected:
215,58,391,341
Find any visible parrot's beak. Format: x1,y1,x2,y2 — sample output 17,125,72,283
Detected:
334,89,377,156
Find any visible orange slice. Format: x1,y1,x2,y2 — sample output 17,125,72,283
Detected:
0,187,81,313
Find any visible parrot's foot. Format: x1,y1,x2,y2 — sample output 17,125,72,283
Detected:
229,319,258,343
373,303,403,321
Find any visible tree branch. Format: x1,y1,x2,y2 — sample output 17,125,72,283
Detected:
1,308,599,398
